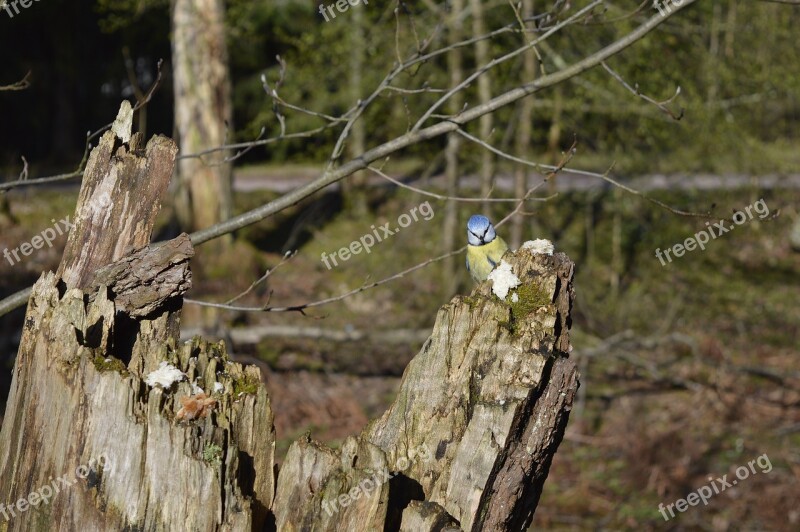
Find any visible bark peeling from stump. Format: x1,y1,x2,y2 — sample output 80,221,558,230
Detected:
0,123,275,531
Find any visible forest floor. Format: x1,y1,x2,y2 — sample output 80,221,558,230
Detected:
1,175,798,530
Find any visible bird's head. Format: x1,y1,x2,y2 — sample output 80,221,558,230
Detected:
467,214,497,246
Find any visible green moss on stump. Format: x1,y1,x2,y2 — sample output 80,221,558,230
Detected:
203,443,223,467
233,374,260,395
500,280,553,334
92,355,129,376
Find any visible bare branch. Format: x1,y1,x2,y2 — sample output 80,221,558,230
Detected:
367,164,554,203
184,247,466,314
601,61,684,120
0,72,31,91
224,250,296,305
457,128,712,218
0,1,700,318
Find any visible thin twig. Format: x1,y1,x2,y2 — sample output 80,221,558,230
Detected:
601,61,684,120
1,61,165,193
457,129,712,218
224,250,296,305
367,164,555,203
0,72,31,91
185,247,465,314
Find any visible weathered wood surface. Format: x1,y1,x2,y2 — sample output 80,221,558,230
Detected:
272,249,579,531
0,104,577,531
57,131,177,290
0,121,275,531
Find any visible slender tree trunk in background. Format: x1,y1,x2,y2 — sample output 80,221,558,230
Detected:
172,0,233,237
546,87,563,175
0,194,12,226
345,5,369,217
511,0,537,249
443,0,464,295
724,0,737,58
707,3,722,105
470,0,494,215
610,187,622,295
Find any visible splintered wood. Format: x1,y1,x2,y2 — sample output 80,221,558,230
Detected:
0,103,577,531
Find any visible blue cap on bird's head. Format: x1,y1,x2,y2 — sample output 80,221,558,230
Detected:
467,214,497,246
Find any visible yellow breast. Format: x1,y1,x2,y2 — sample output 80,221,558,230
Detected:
466,237,508,282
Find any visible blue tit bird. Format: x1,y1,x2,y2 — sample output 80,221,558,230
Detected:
466,214,508,282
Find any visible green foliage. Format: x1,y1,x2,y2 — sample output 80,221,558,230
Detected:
95,0,168,33
221,0,800,172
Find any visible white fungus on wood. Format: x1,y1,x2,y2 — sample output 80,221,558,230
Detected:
144,361,186,389
487,260,521,300
521,239,554,255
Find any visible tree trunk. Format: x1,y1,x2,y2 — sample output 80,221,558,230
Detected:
172,0,233,234
470,0,494,215
0,122,274,530
343,4,369,217
511,0,537,250
443,0,465,296
273,248,578,531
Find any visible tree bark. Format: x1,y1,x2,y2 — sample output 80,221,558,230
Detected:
171,0,233,234
470,0,494,215
443,0,465,296
272,248,579,531
0,121,274,530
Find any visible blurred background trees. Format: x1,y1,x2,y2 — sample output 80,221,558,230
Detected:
2,1,798,175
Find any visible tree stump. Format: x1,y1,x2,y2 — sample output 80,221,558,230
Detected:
0,104,578,531
272,249,578,531
0,124,274,530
